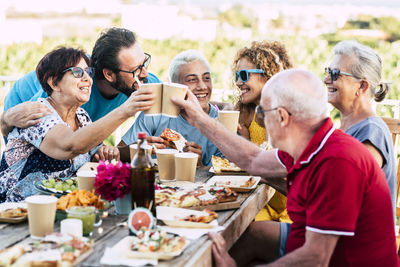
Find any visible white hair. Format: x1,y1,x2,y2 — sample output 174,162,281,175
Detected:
333,40,390,102
169,49,210,83
264,69,329,121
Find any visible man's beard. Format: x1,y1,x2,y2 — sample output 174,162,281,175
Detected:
110,74,148,97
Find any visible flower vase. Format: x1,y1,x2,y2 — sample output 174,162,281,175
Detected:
114,193,132,215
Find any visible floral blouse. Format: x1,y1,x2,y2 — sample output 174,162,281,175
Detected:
0,98,100,203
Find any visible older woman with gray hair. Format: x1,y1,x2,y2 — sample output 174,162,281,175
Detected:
324,40,396,218
118,49,224,166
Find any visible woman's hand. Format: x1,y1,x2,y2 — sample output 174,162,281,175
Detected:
121,87,155,117
183,141,203,166
94,145,120,162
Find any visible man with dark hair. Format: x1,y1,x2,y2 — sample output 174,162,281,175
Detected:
1,27,160,137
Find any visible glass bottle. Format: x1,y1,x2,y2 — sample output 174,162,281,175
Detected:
130,132,156,217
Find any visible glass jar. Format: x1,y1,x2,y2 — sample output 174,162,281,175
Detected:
66,206,96,236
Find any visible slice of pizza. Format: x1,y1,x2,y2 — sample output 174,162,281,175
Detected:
208,186,238,203
160,128,187,152
211,155,243,173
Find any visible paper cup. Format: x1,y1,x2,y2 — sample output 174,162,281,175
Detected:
129,144,153,162
162,82,188,117
25,195,58,239
218,110,240,134
156,149,179,181
174,152,198,182
77,170,97,191
143,83,163,115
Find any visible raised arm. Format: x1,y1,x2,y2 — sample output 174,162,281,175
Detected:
1,102,52,137
39,88,155,160
171,91,287,178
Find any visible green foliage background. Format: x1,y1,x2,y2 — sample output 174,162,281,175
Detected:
1,11,400,144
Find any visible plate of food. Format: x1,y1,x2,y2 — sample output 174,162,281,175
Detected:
155,185,239,211
35,178,78,197
111,227,188,260
157,206,218,229
210,155,247,175
0,233,93,266
206,176,261,193
0,202,28,223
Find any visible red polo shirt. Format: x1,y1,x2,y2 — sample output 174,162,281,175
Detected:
277,118,398,266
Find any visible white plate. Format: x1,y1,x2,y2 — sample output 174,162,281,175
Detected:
205,176,260,192
157,206,218,229
111,235,188,260
0,202,28,223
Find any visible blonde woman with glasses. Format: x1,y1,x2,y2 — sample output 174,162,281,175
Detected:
232,40,292,222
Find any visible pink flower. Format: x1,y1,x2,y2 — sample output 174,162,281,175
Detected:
94,160,131,201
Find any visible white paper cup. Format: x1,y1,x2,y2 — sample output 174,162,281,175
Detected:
162,82,188,117
77,170,97,191
156,149,179,181
60,218,83,238
218,110,240,134
143,83,163,115
174,152,198,182
129,144,153,161
25,195,58,239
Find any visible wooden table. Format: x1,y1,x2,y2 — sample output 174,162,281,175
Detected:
0,166,274,267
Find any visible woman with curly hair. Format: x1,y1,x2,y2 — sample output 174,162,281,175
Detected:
233,40,292,222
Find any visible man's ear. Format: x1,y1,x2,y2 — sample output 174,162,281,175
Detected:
277,108,290,126
47,77,60,92
103,68,116,83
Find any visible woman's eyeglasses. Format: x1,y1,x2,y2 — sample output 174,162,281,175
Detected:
118,53,151,78
324,67,358,81
235,69,265,82
63,67,94,78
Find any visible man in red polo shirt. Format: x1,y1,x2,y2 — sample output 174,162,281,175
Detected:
171,69,399,266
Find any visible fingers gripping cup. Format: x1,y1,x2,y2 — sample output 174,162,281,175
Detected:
156,149,179,181
218,110,240,134
25,195,58,239
174,152,198,182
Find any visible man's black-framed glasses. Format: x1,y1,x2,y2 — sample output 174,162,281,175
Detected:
324,67,358,82
235,69,265,82
118,53,151,78
63,67,94,78
256,105,292,120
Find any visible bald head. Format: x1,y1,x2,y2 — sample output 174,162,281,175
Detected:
262,69,329,121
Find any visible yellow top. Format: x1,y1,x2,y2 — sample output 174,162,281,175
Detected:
249,113,266,146
248,113,291,223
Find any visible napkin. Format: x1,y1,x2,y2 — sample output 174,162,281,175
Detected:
100,247,157,266
159,225,225,240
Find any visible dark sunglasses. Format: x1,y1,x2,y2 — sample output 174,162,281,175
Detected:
324,67,358,81
256,105,292,120
63,67,94,78
235,69,265,82
118,53,151,78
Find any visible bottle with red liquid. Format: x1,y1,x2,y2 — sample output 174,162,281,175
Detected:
130,132,156,218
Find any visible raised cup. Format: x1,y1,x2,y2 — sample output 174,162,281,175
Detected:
162,82,188,117
218,110,240,134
